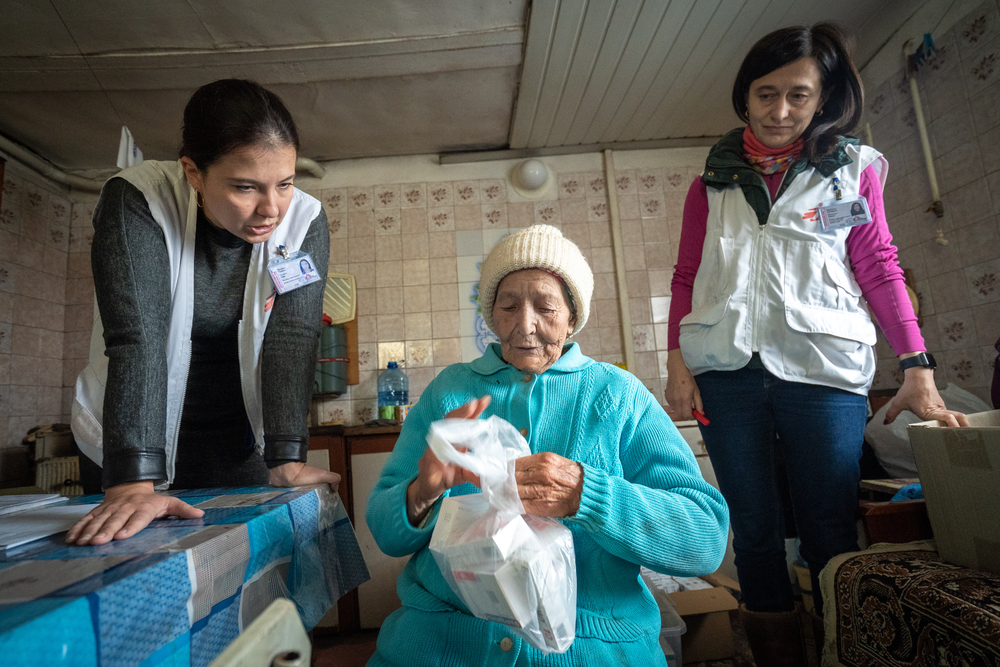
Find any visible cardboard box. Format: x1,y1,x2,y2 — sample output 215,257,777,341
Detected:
667,571,739,664
908,410,1000,574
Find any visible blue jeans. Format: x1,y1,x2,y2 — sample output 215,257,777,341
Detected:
695,366,868,614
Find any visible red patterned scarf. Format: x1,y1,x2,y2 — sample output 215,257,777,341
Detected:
742,126,804,175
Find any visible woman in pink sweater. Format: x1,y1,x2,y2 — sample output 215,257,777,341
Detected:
664,23,966,666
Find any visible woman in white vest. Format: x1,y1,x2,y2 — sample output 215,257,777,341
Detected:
664,24,967,665
67,80,339,546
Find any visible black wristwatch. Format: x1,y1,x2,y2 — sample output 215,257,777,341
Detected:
899,352,936,371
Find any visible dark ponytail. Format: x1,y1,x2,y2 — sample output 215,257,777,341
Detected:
180,79,299,170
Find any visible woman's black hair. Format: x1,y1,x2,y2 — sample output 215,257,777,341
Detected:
732,23,863,162
180,79,299,170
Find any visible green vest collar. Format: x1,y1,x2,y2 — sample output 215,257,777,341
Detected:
700,128,859,226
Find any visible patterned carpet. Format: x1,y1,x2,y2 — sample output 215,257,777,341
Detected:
824,545,1000,666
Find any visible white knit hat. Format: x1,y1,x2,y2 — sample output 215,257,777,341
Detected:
478,224,594,336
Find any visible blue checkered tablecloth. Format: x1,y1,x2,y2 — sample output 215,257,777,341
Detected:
0,485,370,666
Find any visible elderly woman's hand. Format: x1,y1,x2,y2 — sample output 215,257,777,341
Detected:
515,452,584,517
406,396,491,525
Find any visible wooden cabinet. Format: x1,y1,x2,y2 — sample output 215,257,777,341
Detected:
309,425,409,634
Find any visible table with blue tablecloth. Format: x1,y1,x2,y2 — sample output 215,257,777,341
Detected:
0,484,370,666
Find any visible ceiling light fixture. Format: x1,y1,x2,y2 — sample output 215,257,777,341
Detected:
510,159,552,199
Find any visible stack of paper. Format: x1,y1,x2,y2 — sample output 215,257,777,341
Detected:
0,503,98,552
0,494,68,516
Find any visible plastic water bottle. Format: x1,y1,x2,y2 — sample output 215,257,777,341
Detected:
378,361,409,420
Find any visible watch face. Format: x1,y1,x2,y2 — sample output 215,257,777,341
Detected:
922,353,937,369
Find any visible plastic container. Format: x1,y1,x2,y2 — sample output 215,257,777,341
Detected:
315,323,348,395
657,590,686,667
377,361,409,420
641,570,687,667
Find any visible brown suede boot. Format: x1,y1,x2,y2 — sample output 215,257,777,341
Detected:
739,603,808,667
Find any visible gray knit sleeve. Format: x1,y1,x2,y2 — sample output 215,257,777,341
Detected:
261,208,330,466
91,177,170,488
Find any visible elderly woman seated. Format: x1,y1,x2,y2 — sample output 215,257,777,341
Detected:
366,224,729,666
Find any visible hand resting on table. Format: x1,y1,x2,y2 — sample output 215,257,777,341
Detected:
66,463,340,546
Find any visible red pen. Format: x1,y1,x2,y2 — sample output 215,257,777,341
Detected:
692,409,710,426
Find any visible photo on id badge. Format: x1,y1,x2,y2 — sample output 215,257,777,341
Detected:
268,249,321,294
818,196,872,232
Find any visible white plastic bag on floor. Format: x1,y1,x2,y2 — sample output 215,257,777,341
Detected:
427,416,577,654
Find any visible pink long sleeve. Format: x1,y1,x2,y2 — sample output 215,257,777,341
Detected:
667,178,709,350
845,167,925,355
667,165,924,355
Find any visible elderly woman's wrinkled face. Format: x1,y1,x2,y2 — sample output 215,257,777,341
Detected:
493,269,575,375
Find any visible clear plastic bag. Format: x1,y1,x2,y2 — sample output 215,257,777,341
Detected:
427,416,577,653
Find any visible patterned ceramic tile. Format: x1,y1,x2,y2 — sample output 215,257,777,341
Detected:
400,183,426,209
661,167,689,191
426,206,455,232
348,187,373,210
586,199,608,222
320,188,347,214
639,195,664,219
636,169,663,193
453,181,480,204
534,202,560,224
327,213,345,237
406,340,433,368
480,180,506,203
936,308,977,349
966,258,1000,303
481,204,507,228
558,173,586,199
963,37,1000,95
956,3,1000,59
373,184,400,210
48,196,69,225
0,203,20,236
615,170,636,195
43,222,67,253
427,182,454,206
943,347,986,386
374,210,400,235
23,183,45,213
584,173,606,197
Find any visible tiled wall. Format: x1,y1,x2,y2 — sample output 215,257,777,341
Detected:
611,164,705,411
303,168,632,426
864,0,1000,403
0,164,75,457
300,148,715,427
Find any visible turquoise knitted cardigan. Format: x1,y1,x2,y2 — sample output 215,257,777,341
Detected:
366,343,729,666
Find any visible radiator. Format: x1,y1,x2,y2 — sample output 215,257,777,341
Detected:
35,456,84,497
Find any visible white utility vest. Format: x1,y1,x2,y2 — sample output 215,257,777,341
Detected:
71,160,321,483
679,145,887,395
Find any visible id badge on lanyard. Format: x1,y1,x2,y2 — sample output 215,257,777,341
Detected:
818,177,873,232
267,244,321,295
